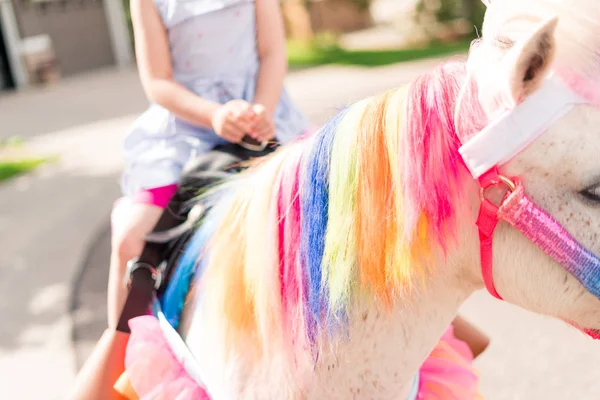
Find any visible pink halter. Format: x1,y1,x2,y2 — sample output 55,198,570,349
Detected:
458,75,600,304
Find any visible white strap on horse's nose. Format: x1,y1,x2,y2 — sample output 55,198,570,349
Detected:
459,75,588,179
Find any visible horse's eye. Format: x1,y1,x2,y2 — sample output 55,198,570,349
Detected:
580,184,600,203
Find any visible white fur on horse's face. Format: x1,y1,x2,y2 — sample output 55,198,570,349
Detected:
493,105,600,332
467,1,600,334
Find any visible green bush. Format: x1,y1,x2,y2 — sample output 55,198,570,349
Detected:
415,0,486,36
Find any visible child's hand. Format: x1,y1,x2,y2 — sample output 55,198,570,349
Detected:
248,104,275,142
211,100,254,143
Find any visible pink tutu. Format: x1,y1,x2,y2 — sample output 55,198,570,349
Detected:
118,317,482,400
119,316,210,400
417,325,483,399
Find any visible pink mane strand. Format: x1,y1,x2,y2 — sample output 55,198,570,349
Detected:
557,68,600,108
277,152,306,349
402,61,486,247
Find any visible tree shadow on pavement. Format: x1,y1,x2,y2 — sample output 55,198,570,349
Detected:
70,221,111,369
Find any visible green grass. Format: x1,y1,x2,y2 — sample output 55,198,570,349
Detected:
0,158,48,182
286,38,472,68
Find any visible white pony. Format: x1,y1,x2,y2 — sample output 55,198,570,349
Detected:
115,0,600,398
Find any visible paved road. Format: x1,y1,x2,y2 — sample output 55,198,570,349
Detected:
2,58,600,399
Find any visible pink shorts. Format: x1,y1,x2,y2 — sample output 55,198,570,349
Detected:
114,184,179,210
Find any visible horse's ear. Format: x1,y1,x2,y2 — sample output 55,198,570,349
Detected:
506,17,559,102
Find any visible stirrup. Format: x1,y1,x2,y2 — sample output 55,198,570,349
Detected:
124,257,163,290
145,203,205,243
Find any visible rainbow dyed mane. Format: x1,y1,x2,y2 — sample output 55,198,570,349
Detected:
161,60,486,366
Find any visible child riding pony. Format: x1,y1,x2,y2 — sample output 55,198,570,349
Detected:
97,0,600,398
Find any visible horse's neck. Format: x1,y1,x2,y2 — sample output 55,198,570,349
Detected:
181,262,475,399
305,266,474,399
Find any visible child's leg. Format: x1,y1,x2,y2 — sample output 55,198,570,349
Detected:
107,201,163,327
451,315,490,359
107,185,178,327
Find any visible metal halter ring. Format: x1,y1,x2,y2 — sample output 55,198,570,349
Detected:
125,257,162,291
479,174,517,204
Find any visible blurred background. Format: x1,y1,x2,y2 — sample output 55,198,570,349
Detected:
1,0,599,399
